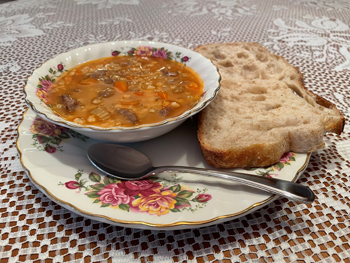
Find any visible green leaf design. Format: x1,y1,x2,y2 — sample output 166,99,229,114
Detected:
32,134,38,138
58,133,70,139
50,137,62,145
75,172,82,181
177,190,194,198
87,192,100,198
93,199,100,203
119,203,130,212
90,184,104,191
290,157,296,161
103,177,114,185
170,208,181,213
169,184,181,193
275,162,284,170
101,203,110,208
174,197,190,206
89,172,101,182
40,136,50,143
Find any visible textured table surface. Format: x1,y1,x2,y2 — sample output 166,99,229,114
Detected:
1,0,350,262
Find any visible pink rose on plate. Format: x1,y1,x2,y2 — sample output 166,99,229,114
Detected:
65,181,80,189
30,117,67,137
195,193,212,203
117,180,162,197
132,190,177,216
97,184,134,207
280,152,294,163
152,48,168,59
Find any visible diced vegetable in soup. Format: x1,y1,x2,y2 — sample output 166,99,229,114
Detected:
47,56,204,128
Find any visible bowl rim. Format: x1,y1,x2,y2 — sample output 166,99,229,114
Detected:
24,40,221,131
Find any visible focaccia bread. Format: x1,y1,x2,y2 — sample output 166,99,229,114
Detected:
195,42,345,168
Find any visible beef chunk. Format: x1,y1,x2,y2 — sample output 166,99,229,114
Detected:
159,106,173,117
161,69,179,77
117,108,138,124
104,78,114,84
90,70,107,79
61,94,79,112
99,88,115,98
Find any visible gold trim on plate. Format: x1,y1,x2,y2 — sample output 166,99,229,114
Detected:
16,108,311,229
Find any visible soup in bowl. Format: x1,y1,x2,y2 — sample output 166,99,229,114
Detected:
24,41,221,142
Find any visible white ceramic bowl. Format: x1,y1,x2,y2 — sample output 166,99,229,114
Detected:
24,41,221,142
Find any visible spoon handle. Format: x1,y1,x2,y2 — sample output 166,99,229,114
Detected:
150,166,315,203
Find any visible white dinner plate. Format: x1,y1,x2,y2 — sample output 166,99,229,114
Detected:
17,108,310,230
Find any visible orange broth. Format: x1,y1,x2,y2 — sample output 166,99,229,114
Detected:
47,56,204,128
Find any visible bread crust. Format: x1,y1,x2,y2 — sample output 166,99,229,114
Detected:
195,42,345,168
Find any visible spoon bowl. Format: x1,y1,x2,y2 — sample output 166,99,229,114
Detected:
88,143,154,179
87,143,315,203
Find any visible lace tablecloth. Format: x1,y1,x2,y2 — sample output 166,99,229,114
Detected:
1,0,350,262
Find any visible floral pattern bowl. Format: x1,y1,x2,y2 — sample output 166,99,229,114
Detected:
24,41,221,142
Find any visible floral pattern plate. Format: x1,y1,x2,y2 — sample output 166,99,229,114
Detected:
17,109,310,230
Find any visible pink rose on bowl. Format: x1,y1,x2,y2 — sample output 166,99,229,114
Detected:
57,64,64,71
135,46,153,56
117,180,162,197
40,78,53,92
30,117,67,137
195,193,212,203
45,145,56,153
111,50,119,56
181,56,189,62
152,48,168,59
36,88,48,103
97,184,134,207
65,181,80,189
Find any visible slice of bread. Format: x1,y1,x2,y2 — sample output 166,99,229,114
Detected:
195,42,345,168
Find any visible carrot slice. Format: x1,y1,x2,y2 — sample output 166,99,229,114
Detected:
74,69,82,75
157,92,168,100
114,81,128,92
120,101,139,106
80,78,99,85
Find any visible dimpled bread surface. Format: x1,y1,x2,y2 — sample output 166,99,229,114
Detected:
195,42,345,168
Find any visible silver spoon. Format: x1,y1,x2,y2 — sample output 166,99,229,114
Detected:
87,143,315,204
